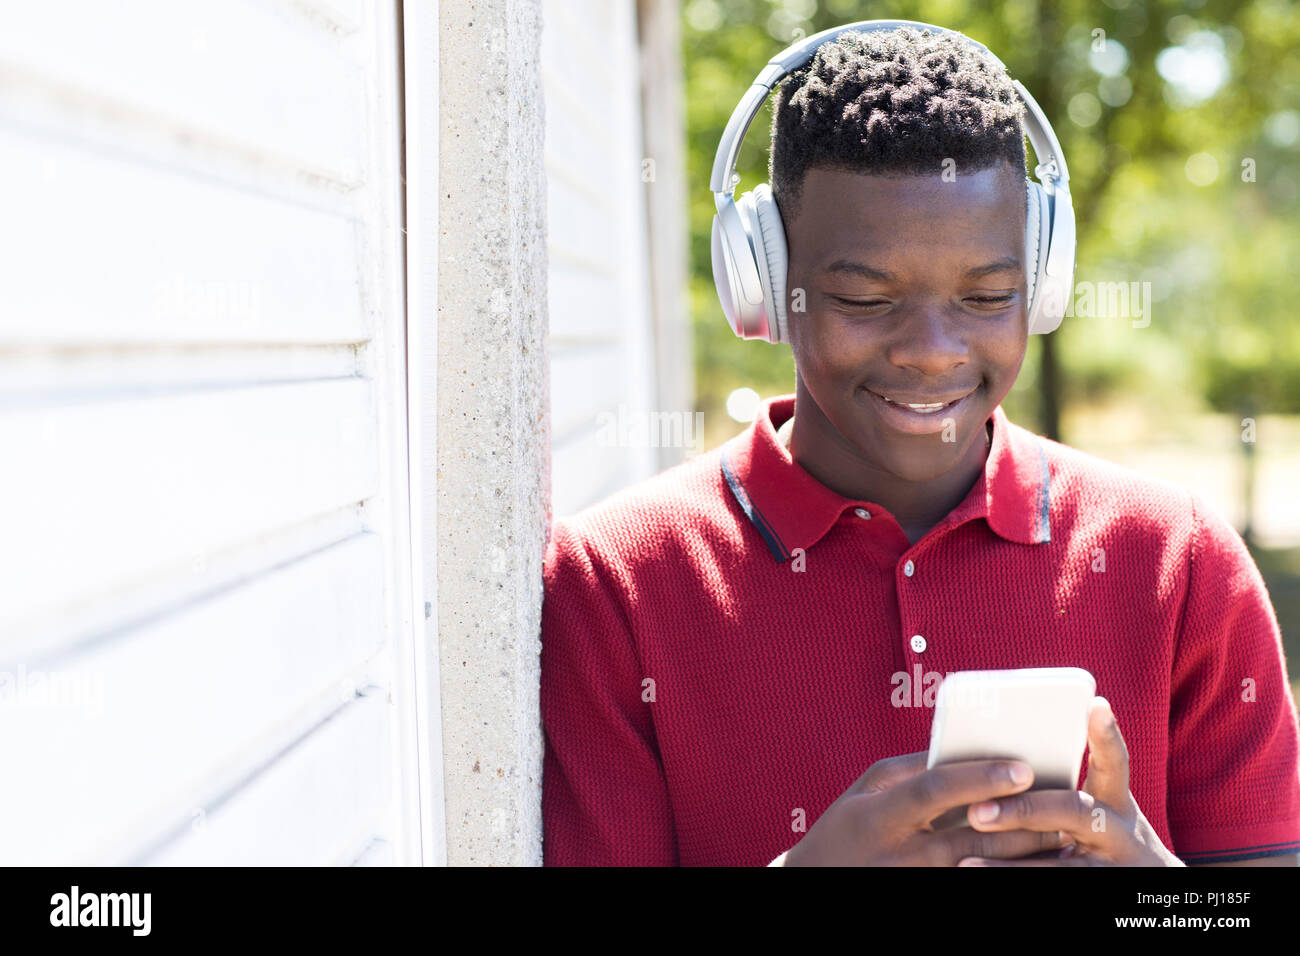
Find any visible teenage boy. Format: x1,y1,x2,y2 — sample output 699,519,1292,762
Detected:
539,25,1300,866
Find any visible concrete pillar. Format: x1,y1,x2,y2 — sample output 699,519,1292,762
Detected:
437,0,548,866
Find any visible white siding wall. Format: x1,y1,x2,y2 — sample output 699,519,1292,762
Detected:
0,0,426,864
542,0,660,516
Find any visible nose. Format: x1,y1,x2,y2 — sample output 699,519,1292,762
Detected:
885,300,971,376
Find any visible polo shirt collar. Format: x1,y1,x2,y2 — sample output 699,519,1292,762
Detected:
720,394,1052,562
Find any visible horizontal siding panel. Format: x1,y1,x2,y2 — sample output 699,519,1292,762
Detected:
141,694,389,866
0,344,361,398
539,79,613,178
0,377,379,637
0,127,367,345
558,0,616,37
544,0,658,516
0,0,420,867
540,3,615,98
550,345,630,442
306,0,366,34
542,144,608,215
551,418,639,517
548,261,621,343
350,837,394,866
0,0,366,183
543,160,621,276
0,533,387,865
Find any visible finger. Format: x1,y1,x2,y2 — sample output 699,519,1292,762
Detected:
1083,697,1132,810
885,759,1034,829
940,825,1071,865
1015,846,1079,861
967,787,1099,841
850,751,930,795
958,854,1095,867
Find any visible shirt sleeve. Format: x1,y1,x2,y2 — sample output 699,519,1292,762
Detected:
1166,491,1300,863
540,518,678,865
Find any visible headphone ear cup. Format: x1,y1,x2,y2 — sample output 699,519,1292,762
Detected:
750,185,789,344
749,185,790,345
710,213,740,331
712,195,769,340
733,189,785,344
1024,179,1048,332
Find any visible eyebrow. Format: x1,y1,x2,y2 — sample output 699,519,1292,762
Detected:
965,256,1023,278
821,256,1022,281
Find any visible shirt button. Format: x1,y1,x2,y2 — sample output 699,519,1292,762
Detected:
903,559,915,577
854,507,871,520
910,634,927,653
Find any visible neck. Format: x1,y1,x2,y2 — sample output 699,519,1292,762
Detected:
782,382,992,541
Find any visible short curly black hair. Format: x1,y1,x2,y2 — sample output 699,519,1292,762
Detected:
769,26,1027,223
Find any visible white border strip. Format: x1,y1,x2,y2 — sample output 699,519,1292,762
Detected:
401,0,446,866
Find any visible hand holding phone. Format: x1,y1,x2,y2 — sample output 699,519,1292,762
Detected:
925,667,1096,831
778,668,1096,864
779,749,1073,865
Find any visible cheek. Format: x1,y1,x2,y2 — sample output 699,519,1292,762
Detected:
793,312,865,381
985,316,1030,384
997,306,1030,357
787,279,852,369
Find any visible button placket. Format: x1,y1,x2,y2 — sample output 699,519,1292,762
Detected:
901,552,925,660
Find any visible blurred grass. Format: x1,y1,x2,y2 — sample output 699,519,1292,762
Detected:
1250,544,1300,706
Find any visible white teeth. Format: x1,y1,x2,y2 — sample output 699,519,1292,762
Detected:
882,396,947,412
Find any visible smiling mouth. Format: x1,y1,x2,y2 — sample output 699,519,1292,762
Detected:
865,388,974,414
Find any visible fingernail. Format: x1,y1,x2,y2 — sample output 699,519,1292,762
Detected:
958,858,987,867
973,801,999,823
1009,763,1032,785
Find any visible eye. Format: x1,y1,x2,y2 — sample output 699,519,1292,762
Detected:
965,293,1016,309
829,295,890,310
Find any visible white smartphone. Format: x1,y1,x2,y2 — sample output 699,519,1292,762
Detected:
925,667,1096,830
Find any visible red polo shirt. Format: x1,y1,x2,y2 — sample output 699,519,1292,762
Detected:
540,394,1300,866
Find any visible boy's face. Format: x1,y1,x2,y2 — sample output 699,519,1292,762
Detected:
783,163,1029,481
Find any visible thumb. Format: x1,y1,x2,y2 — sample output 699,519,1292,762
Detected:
1082,697,1132,810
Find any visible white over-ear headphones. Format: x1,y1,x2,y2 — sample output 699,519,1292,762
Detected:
710,19,1077,344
